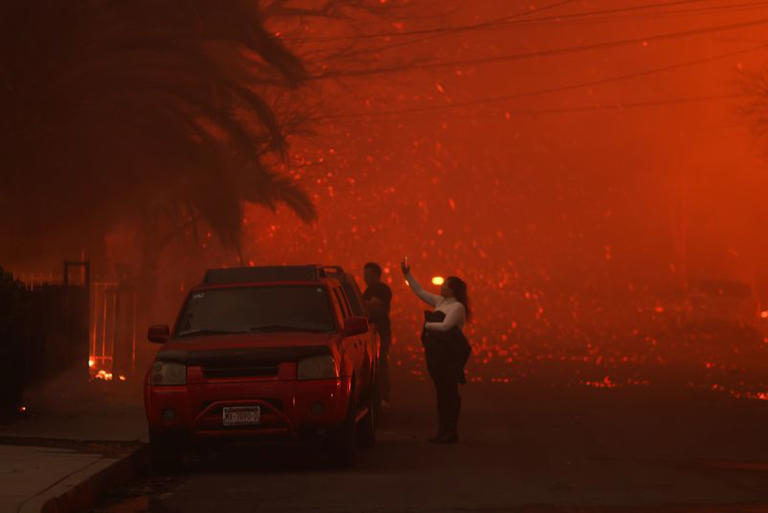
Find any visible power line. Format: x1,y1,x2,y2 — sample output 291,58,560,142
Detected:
299,0,750,44
513,0,768,27
321,0,578,61
342,0,768,58
484,92,746,117
295,0,578,44
312,16,768,80
311,43,766,121
319,93,746,124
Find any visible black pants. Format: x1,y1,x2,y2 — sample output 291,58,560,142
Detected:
377,325,391,402
379,344,390,402
433,375,461,435
425,345,461,435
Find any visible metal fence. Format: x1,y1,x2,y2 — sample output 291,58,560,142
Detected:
16,262,137,381
89,280,137,379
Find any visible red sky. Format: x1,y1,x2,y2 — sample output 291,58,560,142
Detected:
130,0,768,390
235,1,768,290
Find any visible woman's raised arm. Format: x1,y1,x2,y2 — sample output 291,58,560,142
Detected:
402,259,441,307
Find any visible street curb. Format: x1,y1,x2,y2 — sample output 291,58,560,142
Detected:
18,444,149,513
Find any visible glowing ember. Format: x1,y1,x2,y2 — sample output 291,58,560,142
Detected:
584,376,618,389
431,276,445,286
88,359,95,368
94,369,113,381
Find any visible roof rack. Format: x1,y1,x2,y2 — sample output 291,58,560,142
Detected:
317,266,344,277
202,265,347,285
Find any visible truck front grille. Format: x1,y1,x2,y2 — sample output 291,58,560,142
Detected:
202,365,279,379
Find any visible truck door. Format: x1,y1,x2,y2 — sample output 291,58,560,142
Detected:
339,285,373,386
333,287,364,401
340,275,378,381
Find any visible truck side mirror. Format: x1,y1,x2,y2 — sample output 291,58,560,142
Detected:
148,324,170,343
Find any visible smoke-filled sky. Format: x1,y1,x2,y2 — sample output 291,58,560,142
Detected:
229,0,768,291
53,0,768,392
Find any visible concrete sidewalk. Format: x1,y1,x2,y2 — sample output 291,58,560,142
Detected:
0,375,148,513
0,443,145,513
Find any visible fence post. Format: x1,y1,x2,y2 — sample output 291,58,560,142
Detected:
63,261,90,381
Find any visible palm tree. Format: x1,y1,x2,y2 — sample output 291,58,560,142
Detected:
0,0,413,317
0,1,318,263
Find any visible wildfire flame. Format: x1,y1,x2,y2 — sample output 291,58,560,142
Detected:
91,367,127,382
94,369,113,380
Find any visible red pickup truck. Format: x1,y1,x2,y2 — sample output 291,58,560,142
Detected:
144,265,380,468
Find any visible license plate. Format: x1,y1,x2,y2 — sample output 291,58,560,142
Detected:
222,406,261,426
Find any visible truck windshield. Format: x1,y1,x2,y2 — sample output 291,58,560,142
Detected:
175,286,335,338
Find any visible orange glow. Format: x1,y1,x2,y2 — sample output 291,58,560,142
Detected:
94,369,113,381
53,1,768,404
584,376,618,389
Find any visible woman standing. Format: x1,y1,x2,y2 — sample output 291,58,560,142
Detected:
401,259,471,444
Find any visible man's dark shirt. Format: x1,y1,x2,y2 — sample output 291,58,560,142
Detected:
363,282,392,336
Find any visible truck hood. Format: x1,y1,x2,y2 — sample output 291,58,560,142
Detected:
155,332,338,365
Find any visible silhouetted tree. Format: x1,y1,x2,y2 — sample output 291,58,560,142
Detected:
0,0,405,312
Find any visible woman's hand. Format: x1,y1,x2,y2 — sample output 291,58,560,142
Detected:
401,258,411,275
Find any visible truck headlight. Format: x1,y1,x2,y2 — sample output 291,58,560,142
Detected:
150,361,187,385
297,355,338,380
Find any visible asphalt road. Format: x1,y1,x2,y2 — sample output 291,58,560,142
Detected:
88,377,768,513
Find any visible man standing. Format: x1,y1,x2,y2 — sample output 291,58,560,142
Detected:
363,262,392,407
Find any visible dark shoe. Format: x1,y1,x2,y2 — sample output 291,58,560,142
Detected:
434,432,459,444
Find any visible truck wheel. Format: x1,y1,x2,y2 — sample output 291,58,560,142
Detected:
149,431,183,473
372,370,383,421
329,405,357,468
358,394,376,449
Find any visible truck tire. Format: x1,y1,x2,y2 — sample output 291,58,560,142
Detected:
329,403,357,468
358,393,376,449
149,430,183,473
373,370,383,420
